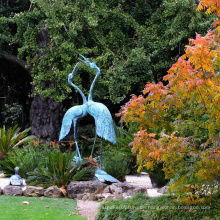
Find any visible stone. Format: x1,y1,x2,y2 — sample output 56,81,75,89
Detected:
103,193,114,201
109,184,123,194
76,194,84,200
44,186,63,198
88,194,96,201
95,194,105,201
157,186,169,194
3,185,23,196
82,194,89,200
122,193,132,199
133,187,147,194
23,186,45,197
103,185,110,193
67,181,107,199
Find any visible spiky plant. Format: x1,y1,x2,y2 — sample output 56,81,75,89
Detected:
0,125,35,159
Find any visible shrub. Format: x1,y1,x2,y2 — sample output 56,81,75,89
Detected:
102,151,129,182
97,193,220,220
0,140,58,178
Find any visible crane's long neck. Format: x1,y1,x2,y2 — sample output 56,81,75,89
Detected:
68,79,87,104
88,68,100,102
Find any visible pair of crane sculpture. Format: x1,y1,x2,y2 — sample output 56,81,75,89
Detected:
59,55,119,183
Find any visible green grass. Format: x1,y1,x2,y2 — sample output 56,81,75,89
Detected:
0,196,86,220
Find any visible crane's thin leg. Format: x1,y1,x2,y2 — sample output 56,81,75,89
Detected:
100,138,103,170
90,134,97,158
73,119,82,162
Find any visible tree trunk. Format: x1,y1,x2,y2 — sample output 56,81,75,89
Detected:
30,96,63,140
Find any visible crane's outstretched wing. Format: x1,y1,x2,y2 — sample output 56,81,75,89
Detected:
59,106,83,141
88,102,116,144
95,169,120,183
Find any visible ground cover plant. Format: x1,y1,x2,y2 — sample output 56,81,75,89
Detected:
117,0,220,204
0,195,85,220
97,193,220,220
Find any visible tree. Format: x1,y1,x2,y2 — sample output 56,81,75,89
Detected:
0,0,214,139
117,1,220,204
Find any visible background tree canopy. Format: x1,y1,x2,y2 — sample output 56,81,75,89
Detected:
0,0,215,139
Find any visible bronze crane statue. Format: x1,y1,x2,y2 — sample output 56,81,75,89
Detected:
79,55,119,182
59,63,87,162
59,57,119,182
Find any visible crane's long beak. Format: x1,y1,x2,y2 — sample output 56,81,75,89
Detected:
79,54,90,65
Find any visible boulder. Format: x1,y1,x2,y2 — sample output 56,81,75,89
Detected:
67,181,107,199
44,186,63,198
3,185,23,196
23,186,45,197
88,194,96,201
112,182,147,195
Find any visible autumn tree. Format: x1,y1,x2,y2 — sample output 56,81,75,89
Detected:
118,1,220,204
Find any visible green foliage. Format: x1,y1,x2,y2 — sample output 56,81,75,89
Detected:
97,193,220,220
102,151,129,182
0,141,58,178
26,153,96,188
0,125,35,159
144,163,169,188
1,103,22,127
1,0,214,105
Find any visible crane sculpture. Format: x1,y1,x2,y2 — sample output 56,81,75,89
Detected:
79,55,116,166
79,55,118,182
59,56,119,182
59,63,87,162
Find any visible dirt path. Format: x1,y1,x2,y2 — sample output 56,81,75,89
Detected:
77,173,162,220
77,200,101,220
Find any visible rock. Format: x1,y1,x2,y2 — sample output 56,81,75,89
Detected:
110,184,123,194
123,193,132,199
112,182,147,195
0,187,2,195
67,181,107,199
23,186,45,197
157,186,169,194
3,185,23,196
94,185,105,194
95,194,105,201
133,187,147,194
76,194,84,200
44,186,63,198
103,185,111,193
82,194,89,200
88,194,96,201
103,193,114,201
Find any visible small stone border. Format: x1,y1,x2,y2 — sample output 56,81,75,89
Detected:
0,181,149,202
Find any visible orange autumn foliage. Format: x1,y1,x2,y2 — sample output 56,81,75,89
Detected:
117,1,220,204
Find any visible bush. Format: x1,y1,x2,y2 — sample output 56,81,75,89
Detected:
144,163,169,188
102,151,129,182
97,193,220,220
0,140,58,178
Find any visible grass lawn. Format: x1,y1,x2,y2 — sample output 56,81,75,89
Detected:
0,195,86,220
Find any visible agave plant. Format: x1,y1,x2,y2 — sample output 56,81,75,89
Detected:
0,125,35,159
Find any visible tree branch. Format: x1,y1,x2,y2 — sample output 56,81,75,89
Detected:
2,51,32,73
